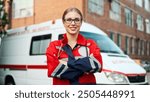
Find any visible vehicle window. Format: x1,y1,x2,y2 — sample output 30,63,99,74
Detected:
58,34,64,40
80,31,123,54
30,34,51,55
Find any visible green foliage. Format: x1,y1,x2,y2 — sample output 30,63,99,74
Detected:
0,0,4,5
0,0,8,35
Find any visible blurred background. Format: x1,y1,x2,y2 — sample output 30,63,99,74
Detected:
0,0,150,72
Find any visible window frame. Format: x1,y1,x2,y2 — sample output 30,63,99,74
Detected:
144,0,150,12
12,0,34,18
30,34,52,56
109,0,121,22
145,19,150,34
125,8,133,27
88,0,104,16
147,42,150,56
117,34,121,48
136,0,143,7
109,32,114,41
136,15,144,31
138,40,142,55
131,37,135,55
125,36,130,54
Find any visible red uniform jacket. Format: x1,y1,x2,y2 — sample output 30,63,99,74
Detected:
46,34,103,85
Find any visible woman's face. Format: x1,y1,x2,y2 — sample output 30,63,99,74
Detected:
63,11,82,35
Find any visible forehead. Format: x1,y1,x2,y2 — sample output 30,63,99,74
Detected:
65,11,81,18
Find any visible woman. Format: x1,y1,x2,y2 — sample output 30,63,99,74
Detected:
46,7,103,85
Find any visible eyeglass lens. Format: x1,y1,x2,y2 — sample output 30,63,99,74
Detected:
65,18,81,24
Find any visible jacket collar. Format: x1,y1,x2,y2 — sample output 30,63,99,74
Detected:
61,33,87,46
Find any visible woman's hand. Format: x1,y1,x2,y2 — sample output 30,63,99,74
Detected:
59,60,67,65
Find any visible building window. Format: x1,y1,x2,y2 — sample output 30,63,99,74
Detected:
109,32,114,41
144,0,150,12
109,0,121,22
147,42,148,56
117,34,121,48
141,41,145,56
12,0,33,18
138,40,142,55
145,19,150,34
136,0,143,7
131,38,135,54
136,15,144,31
125,8,133,27
88,0,104,16
125,36,130,54
147,42,150,56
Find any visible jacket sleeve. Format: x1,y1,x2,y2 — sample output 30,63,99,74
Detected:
67,40,103,73
46,42,83,80
88,39,103,72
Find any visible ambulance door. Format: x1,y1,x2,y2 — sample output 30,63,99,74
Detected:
27,34,52,84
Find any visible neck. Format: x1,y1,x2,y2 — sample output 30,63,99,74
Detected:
66,33,78,49
66,33,78,42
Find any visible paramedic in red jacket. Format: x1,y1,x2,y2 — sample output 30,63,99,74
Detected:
46,7,103,85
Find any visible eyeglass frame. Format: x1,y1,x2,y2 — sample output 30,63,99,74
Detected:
64,18,82,24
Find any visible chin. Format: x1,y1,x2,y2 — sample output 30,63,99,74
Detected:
70,32,77,34
67,31,78,35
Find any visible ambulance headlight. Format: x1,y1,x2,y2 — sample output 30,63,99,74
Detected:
105,72,128,84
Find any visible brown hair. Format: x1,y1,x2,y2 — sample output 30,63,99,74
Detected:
62,7,83,22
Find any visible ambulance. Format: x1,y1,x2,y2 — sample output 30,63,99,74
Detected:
0,19,148,85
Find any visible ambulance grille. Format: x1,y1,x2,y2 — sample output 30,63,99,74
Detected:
128,75,145,83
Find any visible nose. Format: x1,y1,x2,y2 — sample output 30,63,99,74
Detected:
70,20,76,25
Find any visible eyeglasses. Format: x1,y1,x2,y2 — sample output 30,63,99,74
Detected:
64,18,81,24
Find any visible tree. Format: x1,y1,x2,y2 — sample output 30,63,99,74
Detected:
0,0,9,37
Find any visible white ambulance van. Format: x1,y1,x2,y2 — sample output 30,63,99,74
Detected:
0,19,148,85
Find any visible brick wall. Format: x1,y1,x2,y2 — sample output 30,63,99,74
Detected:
6,0,150,61
84,0,150,61
11,0,83,28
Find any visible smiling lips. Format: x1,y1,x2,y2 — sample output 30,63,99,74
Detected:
70,27,77,31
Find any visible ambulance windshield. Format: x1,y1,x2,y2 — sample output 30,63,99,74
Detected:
80,31,123,54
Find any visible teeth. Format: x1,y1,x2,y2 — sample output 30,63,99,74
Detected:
70,28,76,30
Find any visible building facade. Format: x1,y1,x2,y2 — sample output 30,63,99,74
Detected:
3,0,150,62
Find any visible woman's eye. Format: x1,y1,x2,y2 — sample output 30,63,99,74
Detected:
74,18,80,21
66,18,72,21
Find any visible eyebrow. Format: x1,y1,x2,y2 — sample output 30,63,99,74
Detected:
65,17,80,19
